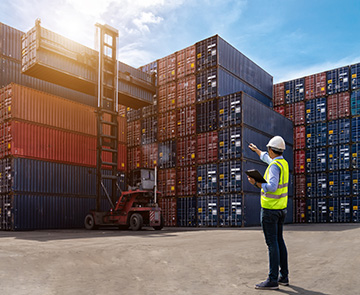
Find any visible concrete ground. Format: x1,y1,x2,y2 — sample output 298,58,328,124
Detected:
0,224,359,295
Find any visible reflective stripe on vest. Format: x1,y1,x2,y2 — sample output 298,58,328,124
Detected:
261,158,289,209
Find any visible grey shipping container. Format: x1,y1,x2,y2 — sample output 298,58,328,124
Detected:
0,22,23,61
196,35,273,99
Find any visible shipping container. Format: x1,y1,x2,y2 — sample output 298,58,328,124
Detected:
274,106,285,116
177,166,196,196
350,62,360,90
177,105,196,137
294,101,305,126
328,197,351,223
158,82,176,113
305,72,326,100
177,136,196,166
327,66,349,95
196,99,218,133
127,120,141,147
306,148,326,173
158,197,177,226
158,197,176,226
218,92,241,128
197,131,218,164
218,160,241,193
176,45,196,79
328,145,338,170
285,78,304,103
352,143,360,168
218,127,241,160
307,198,327,223
327,119,350,146
197,195,218,226
305,97,326,124
294,197,306,223
294,126,306,150
196,35,273,99
196,67,272,107
158,140,176,169
328,171,339,197
339,170,351,196
352,117,360,142
127,146,141,171
176,75,196,108
306,122,327,148
126,107,142,122
177,196,196,226
227,194,242,226
294,150,306,174
0,22,24,60
306,173,327,198
142,96,158,118
351,90,360,116
0,157,125,196
295,174,306,196
339,145,351,170
328,92,350,120
353,172,359,195
285,104,294,122
158,110,176,141
140,143,158,168
197,164,218,195
352,196,359,222
141,116,157,145
273,82,285,106
139,61,157,75
158,53,176,86
158,168,176,196
0,194,112,230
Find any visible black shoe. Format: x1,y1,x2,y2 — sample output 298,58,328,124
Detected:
278,276,289,286
255,278,279,290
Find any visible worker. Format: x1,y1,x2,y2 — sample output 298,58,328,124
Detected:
247,136,289,290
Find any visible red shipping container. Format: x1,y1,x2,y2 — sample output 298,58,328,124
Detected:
177,136,196,166
294,150,305,174
273,82,285,106
294,126,306,150
141,143,158,168
285,104,295,122
159,197,177,226
127,120,141,147
305,72,326,100
294,198,306,223
1,83,126,140
3,121,126,170
327,93,350,120
158,168,176,196
158,82,176,113
127,146,141,171
177,75,196,108
177,105,196,137
274,106,285,116
295,174,306,196
177,166,196,196
158,110,176,141
176,45,196,79
197,131,218,164
158,53,176,86
294,101,305,126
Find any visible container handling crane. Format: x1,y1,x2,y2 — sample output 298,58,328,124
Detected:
22,20,162,231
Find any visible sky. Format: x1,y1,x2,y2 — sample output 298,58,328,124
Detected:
1,0,360,83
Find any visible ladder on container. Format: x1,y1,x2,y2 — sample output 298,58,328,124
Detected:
95,23,120,211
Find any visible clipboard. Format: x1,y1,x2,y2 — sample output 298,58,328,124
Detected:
245,169,267,183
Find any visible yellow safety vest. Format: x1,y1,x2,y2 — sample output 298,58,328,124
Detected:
261,158,289,210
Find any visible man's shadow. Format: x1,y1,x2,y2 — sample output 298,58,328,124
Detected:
277,285,330,295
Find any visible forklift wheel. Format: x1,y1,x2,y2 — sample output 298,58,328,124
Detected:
129,213,143,231
84,214,97,230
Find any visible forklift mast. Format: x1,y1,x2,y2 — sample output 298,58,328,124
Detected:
95,24,119,211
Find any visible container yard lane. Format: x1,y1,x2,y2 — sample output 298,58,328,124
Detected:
0,224,359,295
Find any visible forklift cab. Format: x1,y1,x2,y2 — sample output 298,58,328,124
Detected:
128,168,155,191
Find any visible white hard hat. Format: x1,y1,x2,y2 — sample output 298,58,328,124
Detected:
266,136,286,152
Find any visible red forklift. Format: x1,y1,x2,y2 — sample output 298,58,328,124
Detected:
84,24,162,231
84,168,163,231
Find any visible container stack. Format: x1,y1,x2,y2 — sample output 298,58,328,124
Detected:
274,64,360,223
137,35,293,227
0,84,127,230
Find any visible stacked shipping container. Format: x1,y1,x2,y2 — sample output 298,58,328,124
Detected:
274,64,360,223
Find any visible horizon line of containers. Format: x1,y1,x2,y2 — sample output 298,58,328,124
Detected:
273,64,360,223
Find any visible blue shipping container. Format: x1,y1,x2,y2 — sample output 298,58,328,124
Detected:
306,97,326,123
328,172,339,197
339,145,351,170
218,92,241,128
176,197,197,227
353,197,360,222
306,173,327,198
197,195,218,227
339,170,351,196
328,197,351,223
328,120,338,145
327,66,349,95
352,143,360,168
197,164,218,195
285,78,304,103
306,122,327,148
352,117,360,143
353,171,359,195
196,99,218,133
328,146,338,171
351,63,360,90
350,89,360,116
306,148,326,172
307,198,327,223
228,194,242,226
218,126,241,160
339,119,351,144
218,161,241,193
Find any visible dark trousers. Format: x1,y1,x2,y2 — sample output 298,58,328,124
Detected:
261,207,289,282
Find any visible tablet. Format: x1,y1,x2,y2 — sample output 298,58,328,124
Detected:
245,169,267,183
